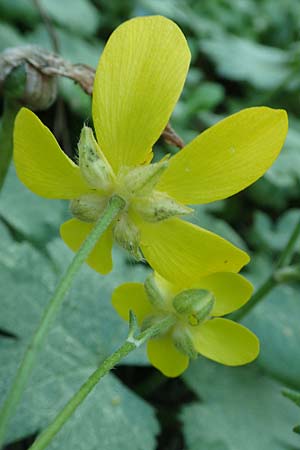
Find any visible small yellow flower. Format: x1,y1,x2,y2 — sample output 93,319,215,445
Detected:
14,16,288,283
112,272,259,377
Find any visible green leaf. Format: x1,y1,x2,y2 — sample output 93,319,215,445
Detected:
0,165,68,245
247,178,293,211
283,389,300,407
181,359,299,450
40,0,100,37
2,344,158,449
0,21,23,50
244,284,300,389
248,209,300,254
266,124,300,190
0,225,157,448
0,0,38,26
200,34,291,89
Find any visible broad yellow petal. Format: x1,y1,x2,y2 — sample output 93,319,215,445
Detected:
158,107,288,204
60,218,113,274
93,16,190,173
147,333,189,377
190,318,259,366
137,217,249,285
192,272,253,316
112,283,153,325
14,108,90,199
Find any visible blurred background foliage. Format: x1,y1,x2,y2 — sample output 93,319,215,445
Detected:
0,0,300,449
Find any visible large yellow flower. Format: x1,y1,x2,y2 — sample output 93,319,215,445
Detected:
112,271,259,377
14,16,287,284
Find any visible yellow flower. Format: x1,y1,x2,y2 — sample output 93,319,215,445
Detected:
112,271,259,377
14,16,287,284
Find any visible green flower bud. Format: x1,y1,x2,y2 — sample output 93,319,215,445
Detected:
123,159,169,195
144,273,166,309
172,289,215,325
113,214,143,260
2,63,57,110
133,191,193,222
78,126,114,191
172,327,198,359
70,194,107,223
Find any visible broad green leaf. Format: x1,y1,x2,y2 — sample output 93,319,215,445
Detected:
283,390,300,434
248,209,300,254
0,22,23,50
0,0,38,25
0,224,156,448
247,177,293,211
0,165,68,245
200,34,292,89
0,228,149,360
266,124,300,190
1,343,158,449
40,0,100,37
181,359,299,450
244,284,300,389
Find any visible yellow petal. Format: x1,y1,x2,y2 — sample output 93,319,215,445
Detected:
92,16,190,173
60,218,113,274
192,272,253,316
190,318,259,366
112,283,153,325
147,333,189,377
158,107,288,204
14,108,90,199
137,217,249,285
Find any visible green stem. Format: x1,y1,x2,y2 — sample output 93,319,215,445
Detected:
28,316,173,450
0,65,27,192
0,195,125,448
275,219,300,269
0,99,20,191
234,218,300,321
233,275,275,321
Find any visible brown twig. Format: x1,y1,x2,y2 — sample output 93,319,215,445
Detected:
0,46,185,148
32,0,72,153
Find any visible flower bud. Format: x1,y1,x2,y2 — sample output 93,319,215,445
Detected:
144,273,166,309
22,64,57,110
123,159,169,195
133,191,193,222
113,215,143,260
70,194,107,223
2,63,57,110
78,126,114,191
172,327,198,359
172,289,215,325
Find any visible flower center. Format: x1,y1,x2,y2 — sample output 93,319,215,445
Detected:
69,126,193,259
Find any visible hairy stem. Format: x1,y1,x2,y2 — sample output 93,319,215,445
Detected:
28,316,173,450
0,99,19,192
0,195,125,447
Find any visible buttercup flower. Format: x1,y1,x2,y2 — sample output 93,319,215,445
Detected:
14,16,288,284
112,271,259,377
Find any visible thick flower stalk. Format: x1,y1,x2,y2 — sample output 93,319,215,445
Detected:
14,16,288,284
112,271,259,377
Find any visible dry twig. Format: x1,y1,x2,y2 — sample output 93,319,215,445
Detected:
0,46,184,148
